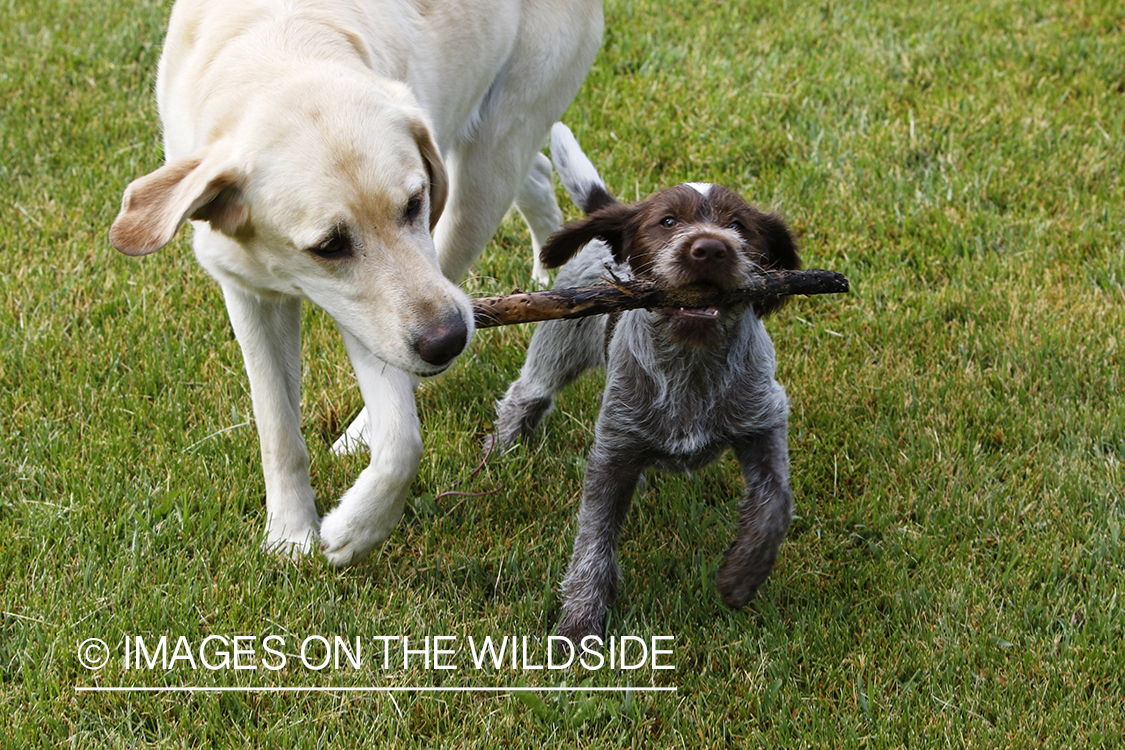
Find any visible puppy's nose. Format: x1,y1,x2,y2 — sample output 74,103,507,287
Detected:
414,310,468,368
689,238,729,264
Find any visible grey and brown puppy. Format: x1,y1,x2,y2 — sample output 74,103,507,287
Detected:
491,124,802,644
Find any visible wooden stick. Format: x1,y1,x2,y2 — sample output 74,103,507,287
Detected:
472,269,849,329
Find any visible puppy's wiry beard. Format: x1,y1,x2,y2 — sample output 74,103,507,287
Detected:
655,304,729,347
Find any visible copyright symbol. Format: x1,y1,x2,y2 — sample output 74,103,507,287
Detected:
78,638,110,671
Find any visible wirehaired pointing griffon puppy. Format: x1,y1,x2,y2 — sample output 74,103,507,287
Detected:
491,124,801,643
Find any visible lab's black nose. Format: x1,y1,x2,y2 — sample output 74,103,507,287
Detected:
414,310,468,367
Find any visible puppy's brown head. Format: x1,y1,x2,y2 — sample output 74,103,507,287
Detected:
541,182,800,345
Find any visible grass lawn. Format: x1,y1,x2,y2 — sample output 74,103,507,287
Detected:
2,0,1123,745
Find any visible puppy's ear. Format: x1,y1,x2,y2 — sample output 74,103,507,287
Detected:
110,147,247,256
540,202,637,269
759,212,801,271
755,212,801,317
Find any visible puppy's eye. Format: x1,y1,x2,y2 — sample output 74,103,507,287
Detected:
729,219,745,232
307,228,353,260
403,193,424,224
660,216,677,228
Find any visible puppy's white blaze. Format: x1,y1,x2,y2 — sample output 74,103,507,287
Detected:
684,182,714,197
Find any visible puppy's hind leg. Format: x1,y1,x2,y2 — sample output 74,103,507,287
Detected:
489,315,605,451
717,424,794,608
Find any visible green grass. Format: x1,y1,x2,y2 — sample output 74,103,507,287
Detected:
2,0,1124,745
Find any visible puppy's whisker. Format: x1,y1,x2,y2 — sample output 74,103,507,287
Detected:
629,257,659,276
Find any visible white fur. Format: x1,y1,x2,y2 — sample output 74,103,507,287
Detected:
549,123,607,204
685,182,714,197
111,0,603,565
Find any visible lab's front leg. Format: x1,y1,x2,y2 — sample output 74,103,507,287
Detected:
222,285,320,556
319,326,422,567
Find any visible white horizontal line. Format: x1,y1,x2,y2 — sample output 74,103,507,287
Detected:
77,686,676,694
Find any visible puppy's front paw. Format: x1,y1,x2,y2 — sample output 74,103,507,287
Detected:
318,506,392,567
716,550,775,609
716,572,762,610
556,612,606,650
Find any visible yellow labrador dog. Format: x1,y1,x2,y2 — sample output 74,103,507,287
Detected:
111,0,603,565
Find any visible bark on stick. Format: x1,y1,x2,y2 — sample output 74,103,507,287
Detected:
472,269,849,329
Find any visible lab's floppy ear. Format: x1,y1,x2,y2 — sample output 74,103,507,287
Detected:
540,201,638,269
410,115,447,229
754,211,801,318
110,147,248,256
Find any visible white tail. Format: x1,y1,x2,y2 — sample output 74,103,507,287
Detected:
549,123,612,215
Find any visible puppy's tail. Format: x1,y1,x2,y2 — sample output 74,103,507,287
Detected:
550,123,614,216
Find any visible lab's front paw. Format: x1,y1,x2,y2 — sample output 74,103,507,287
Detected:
318,502,397,567
263,512,320,560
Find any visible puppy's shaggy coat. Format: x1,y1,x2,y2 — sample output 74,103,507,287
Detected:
492,125,800,643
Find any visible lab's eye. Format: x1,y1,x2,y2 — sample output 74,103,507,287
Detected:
308,228,353,260
729,219,745,232
660,216,677,228
404,193,424,224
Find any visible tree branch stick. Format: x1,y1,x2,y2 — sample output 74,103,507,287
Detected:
472,269,849,329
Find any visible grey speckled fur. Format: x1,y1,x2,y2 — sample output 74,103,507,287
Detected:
491,124,799,644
